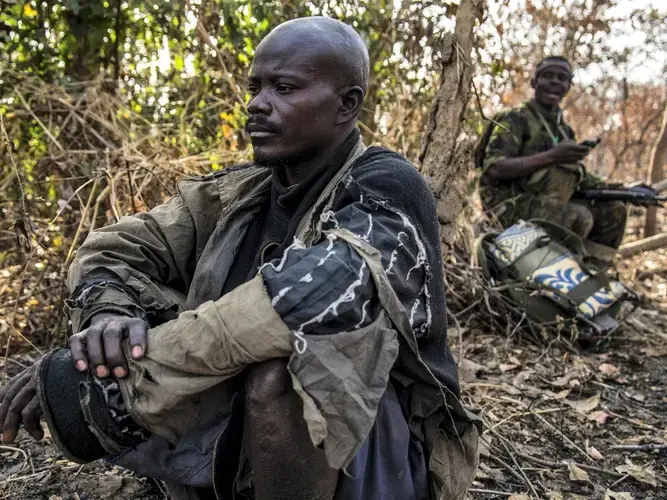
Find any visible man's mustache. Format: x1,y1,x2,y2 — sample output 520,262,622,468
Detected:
245,117,278,133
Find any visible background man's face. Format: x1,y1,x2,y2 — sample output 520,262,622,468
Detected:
533,62,572,109
246,38,341,167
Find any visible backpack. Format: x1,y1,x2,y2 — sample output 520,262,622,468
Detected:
476,219,634,336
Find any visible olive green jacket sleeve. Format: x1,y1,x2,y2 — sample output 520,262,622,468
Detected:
66,180,221,332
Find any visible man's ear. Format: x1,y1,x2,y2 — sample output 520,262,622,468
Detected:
337,86,364,125
530,76,536,89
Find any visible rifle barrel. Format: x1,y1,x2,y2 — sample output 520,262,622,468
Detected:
575,189,667,206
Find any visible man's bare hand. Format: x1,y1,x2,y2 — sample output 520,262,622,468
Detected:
547,140,591,164
70,314,147,379
0,362,43,443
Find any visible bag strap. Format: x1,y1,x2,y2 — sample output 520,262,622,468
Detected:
295,137,367,246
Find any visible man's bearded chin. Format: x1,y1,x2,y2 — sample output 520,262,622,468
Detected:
252,146,319,169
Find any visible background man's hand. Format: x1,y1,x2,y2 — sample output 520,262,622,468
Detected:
70,314,148,379
0,361,43,443
547,139,591,164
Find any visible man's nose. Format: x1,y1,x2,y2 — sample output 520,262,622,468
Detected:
545,74,564,85
247,90,272,115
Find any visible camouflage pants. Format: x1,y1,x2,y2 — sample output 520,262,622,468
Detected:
494,194,628,250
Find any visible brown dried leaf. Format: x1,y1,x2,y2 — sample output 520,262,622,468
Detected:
640,346,667,357
478,431,493,458
499,363,520,372
599,363,620,375
551,372,576,387
605,491,633,500
508,495,531,500
566,393,601,414
568,461,590,482
475,468,490,479
552,389,570,400
458,358,485,382
587,446,604,460
615,460,658,487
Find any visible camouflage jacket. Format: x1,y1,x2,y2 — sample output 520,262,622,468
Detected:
64,138,480,499
478,99,600,209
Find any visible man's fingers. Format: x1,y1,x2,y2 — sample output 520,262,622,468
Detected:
1,384,35,443
103,322,127,378
0,371,30,426
128,319,148,360
85,323,109,378
21,397,43,441
69,333,90,372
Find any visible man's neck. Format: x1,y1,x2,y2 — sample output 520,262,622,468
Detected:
283,130,355,186
531,98,560,114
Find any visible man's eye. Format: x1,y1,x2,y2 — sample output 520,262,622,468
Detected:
276,84,294,93
248,86,260,96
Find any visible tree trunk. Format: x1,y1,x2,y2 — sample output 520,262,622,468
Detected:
644,101,667,237
419,0,485,252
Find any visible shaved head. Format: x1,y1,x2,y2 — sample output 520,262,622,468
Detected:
246,17,369,169
256,16,370,95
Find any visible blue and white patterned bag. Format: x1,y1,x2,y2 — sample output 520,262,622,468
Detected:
479,220,632,335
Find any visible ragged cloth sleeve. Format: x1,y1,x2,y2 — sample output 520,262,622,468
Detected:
116,152,436,470
260,183,430,344
482,110,526,172
65,182,216,332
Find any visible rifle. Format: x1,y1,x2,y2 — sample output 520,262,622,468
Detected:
575,185,667,207
567,136,667,206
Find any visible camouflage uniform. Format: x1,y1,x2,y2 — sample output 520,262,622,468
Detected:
479,100,627,250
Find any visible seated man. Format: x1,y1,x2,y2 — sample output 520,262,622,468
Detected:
477,56,628,256
0,17,479,500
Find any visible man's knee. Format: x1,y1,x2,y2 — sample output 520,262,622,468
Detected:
563,203,594,237
605,200,628,225
590,200,628,248
245,359,292,411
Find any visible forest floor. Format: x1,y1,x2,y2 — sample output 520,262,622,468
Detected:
459,304,667,500
1,243,666,500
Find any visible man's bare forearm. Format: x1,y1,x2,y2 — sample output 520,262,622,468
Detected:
485,151,556,181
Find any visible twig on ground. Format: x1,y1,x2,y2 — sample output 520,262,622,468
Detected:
610,443,667,452
497,433,541,498
487,452,529,486
526,407,594,464
467,488,519,497
153,478,170,500
609,473,631,489
606,411,661,431
490,407,565,431
0,444,30,476
514,450,624,479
